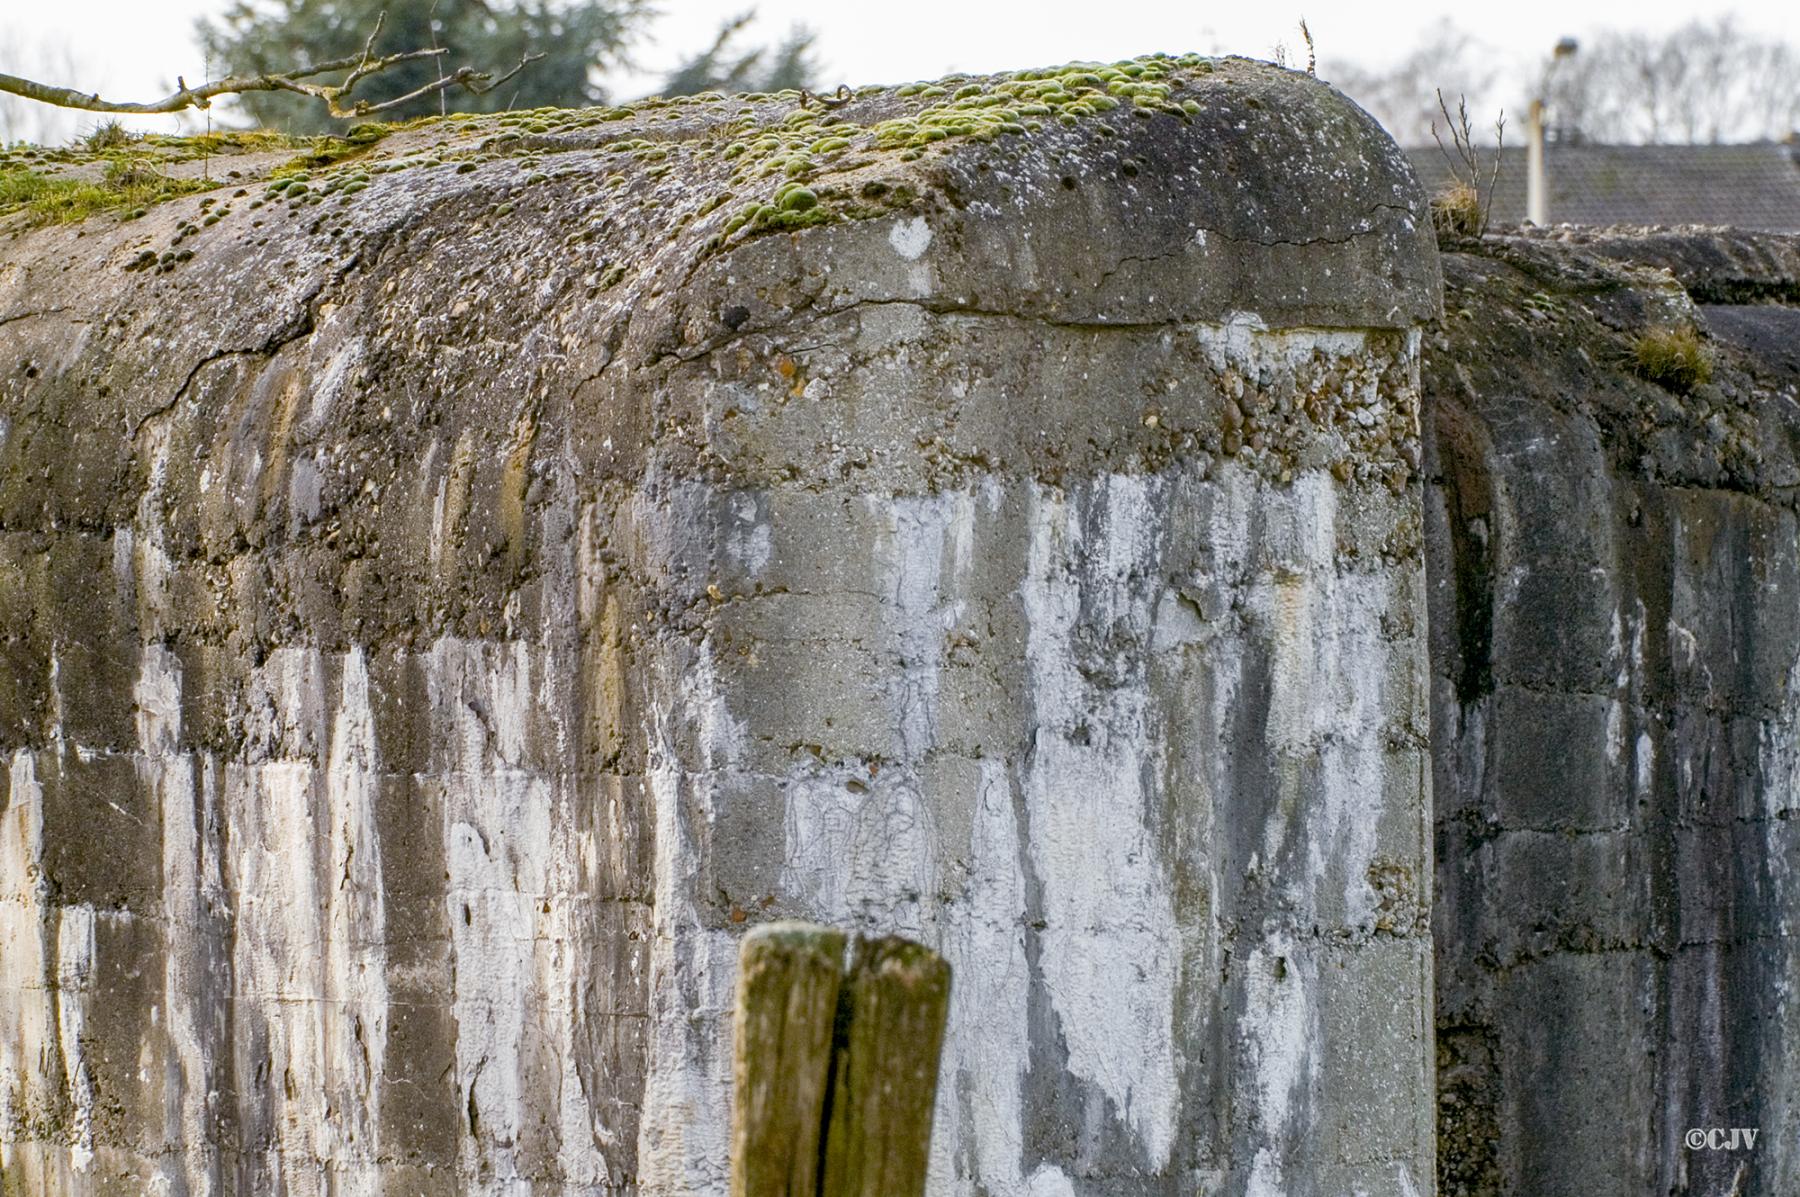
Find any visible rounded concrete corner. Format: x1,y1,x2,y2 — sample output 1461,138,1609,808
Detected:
646,58,1442,367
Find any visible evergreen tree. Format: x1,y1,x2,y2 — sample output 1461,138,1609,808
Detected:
197,0,649,132
659,11,820,98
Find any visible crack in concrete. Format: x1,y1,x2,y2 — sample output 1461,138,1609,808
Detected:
124,217,412,449
658,293,1407,376
644,201,1423,371
1194,202,1421,250
0,307,66,330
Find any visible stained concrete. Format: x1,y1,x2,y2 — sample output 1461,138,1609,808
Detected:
2,54,1442,1196
1426,226,1800,1197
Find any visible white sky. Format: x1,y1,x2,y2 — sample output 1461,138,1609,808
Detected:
3,0,1796,142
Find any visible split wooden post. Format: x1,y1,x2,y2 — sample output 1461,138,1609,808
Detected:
731,921,848,1197
729,922,952,1197
817,936,953,1197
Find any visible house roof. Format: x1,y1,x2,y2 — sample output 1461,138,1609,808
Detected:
1405,143,1800,233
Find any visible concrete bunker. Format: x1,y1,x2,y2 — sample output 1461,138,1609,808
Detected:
3,45,1795,1197
0,54,1438,1195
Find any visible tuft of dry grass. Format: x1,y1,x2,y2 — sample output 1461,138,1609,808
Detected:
1633,326,1713,392
1431,183,1484,238
83,120,136,151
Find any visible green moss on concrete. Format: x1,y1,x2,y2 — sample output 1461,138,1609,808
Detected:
676,52,1215,252
264,166,373,207
2,51,1307,263
269,122,393,176
142,129,311,160
174,51,1240,256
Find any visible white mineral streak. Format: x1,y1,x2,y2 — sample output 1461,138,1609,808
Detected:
1240,933,1320,1197
1214,463,1398,1178
433,640,538,1190
753,322,1422,1194
228,652,331,1195
636,647,739,1196
426,637,612,1194
929,759,1031,1196
0,754,51,1159
3,628,619,1193
883,493,964,762
778,494,961,939
132,424,178,630
1259,477,1396,930
321,649,388,1187
1021,476,1180,1170
1752,607,1800,1152
775,490,1039,1195
140,646,218,1196
54,904,96,1175
0,751,80,1191
726,490,772,576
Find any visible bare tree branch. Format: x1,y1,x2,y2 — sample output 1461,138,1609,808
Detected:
0,11,542,121
342,54,542,118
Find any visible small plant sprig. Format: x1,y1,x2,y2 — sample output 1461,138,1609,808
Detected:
1430,89,1504,238
1273,19,1317,75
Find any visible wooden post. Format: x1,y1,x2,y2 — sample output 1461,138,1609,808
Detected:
818,935,953,1197
729,925,953,1197
731,921,848,1197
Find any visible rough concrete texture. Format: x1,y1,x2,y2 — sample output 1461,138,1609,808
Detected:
0,56,1440,1195
1426,226,1800,1197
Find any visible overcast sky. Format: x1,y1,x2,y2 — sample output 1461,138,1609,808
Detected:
4,0,1796,142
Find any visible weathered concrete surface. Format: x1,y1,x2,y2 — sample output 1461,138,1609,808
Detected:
0,57,1439,1194
1425,226,1800,1197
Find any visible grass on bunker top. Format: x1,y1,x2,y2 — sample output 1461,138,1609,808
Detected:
0,125,396,230
0,158,216,226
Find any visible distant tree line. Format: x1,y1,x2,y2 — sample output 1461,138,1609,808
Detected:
658,10,821,99
0,33,81,144
12,7,1792,148
1327,16,1800,146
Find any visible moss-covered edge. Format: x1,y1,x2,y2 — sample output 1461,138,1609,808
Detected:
3,52,1243,237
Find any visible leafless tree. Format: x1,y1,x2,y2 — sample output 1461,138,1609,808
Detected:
1330,16,1800,147
1545,18,1800,143
1324,19,1502,146
0,29,84,145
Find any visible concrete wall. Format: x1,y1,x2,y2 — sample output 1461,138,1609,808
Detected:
0,58,1440,1196
1426,228,1800,1197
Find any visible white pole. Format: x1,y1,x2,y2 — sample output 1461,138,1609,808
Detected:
1527,98,1547,226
